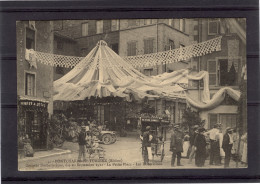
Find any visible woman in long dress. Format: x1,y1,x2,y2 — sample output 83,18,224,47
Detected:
241,133,247,165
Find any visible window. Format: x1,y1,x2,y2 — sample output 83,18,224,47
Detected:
207,59,238,86
207,60,217,86
144,19,152,25
144,38,154,54
168,19,173,26
128,19,137,27
96,20,103,34
179,19,185,32
208,18,219,35
25,72,35,96
81,23,88,36
219,59,238,86
208,114,218,129
111,43,119,54
127,41,137,56
208,113,237,131
26,27,35,50
80,48,88,56
169,39,175,50
111,20,119,31
56,66,64,75
144,68,153,76
57,40,63,50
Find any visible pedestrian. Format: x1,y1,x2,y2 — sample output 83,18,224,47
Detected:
206,124,221,165
222,127,234,168
141,126,153,165
188,125,199,164
182,131,190,158
78,126,86,161
241,132,247,166
170,124,184,167
194,127,207,167
23,134,34,157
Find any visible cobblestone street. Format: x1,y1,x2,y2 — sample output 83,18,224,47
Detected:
18,132,246,171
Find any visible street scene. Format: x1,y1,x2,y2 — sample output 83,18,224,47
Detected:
17,18,247,170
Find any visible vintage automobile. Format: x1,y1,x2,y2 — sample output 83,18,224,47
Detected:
83,125,117,145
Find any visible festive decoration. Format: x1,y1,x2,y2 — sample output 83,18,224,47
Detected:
53,40,187,101
25,36,222,69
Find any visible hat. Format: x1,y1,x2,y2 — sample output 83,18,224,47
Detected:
193,125,199,129
146,126,151,131
226,127,233,132
198,127,206,133
173,124,180,129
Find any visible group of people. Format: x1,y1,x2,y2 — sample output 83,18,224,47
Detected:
141,123,247,168
77,126,101,161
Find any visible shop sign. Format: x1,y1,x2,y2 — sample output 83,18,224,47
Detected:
20,100,47,107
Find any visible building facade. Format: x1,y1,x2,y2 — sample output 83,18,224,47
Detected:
187,18,246,131
17,21,54,150
52,19,197,127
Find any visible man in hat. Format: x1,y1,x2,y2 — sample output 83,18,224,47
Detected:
206,124,221,165
141,126,153,165
222,127,234,168
170,124,184,166
188,125,199,164
78,126,86,161
194,127,207,167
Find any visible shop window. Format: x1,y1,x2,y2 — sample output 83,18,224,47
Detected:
111,43,119,54
26,27,35,50
207,60,217,86
179,19,185,32
25,72,36,96
96,20,103,34
128,19,137,27
127,41,137,56
111,20,119,31
209,113,237,132
144,19,152,25
208,18,219,35
144,38,154,54
81,22,88,36
144,68,153,76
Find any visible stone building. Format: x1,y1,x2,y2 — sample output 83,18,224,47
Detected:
17,21,54,150
187,18,246,131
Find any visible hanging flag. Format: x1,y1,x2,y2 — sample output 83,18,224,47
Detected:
25,49,38,69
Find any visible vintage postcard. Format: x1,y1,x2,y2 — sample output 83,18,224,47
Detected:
17,18,247,171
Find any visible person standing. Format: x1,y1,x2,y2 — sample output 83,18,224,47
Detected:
78,126,86,161
206,124,220,165
141,126,153,165
170,124,184,167
222,127,234,168
194,127,207,167
188,125,199,164
241,132,247,166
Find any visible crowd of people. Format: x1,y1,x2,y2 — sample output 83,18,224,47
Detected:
141,123,248,168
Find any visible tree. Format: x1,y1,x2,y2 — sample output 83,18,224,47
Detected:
182,107,205,132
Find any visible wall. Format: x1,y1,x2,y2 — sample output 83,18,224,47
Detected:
16,21,54,115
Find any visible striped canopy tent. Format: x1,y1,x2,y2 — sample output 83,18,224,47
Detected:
53,40,188,101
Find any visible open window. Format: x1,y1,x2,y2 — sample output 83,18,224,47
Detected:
26,27,35,50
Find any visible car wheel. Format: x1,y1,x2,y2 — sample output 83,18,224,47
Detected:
102,134,113,145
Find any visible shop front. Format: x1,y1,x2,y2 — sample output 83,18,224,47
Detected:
18,98,49,150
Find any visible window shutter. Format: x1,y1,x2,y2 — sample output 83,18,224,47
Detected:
207,60,217,85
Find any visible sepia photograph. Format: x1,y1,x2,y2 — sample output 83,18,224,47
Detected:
16,18,247,171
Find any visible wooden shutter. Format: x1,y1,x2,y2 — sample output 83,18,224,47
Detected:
207,60,217,86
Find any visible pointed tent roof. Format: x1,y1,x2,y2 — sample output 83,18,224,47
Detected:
53,40,188,101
